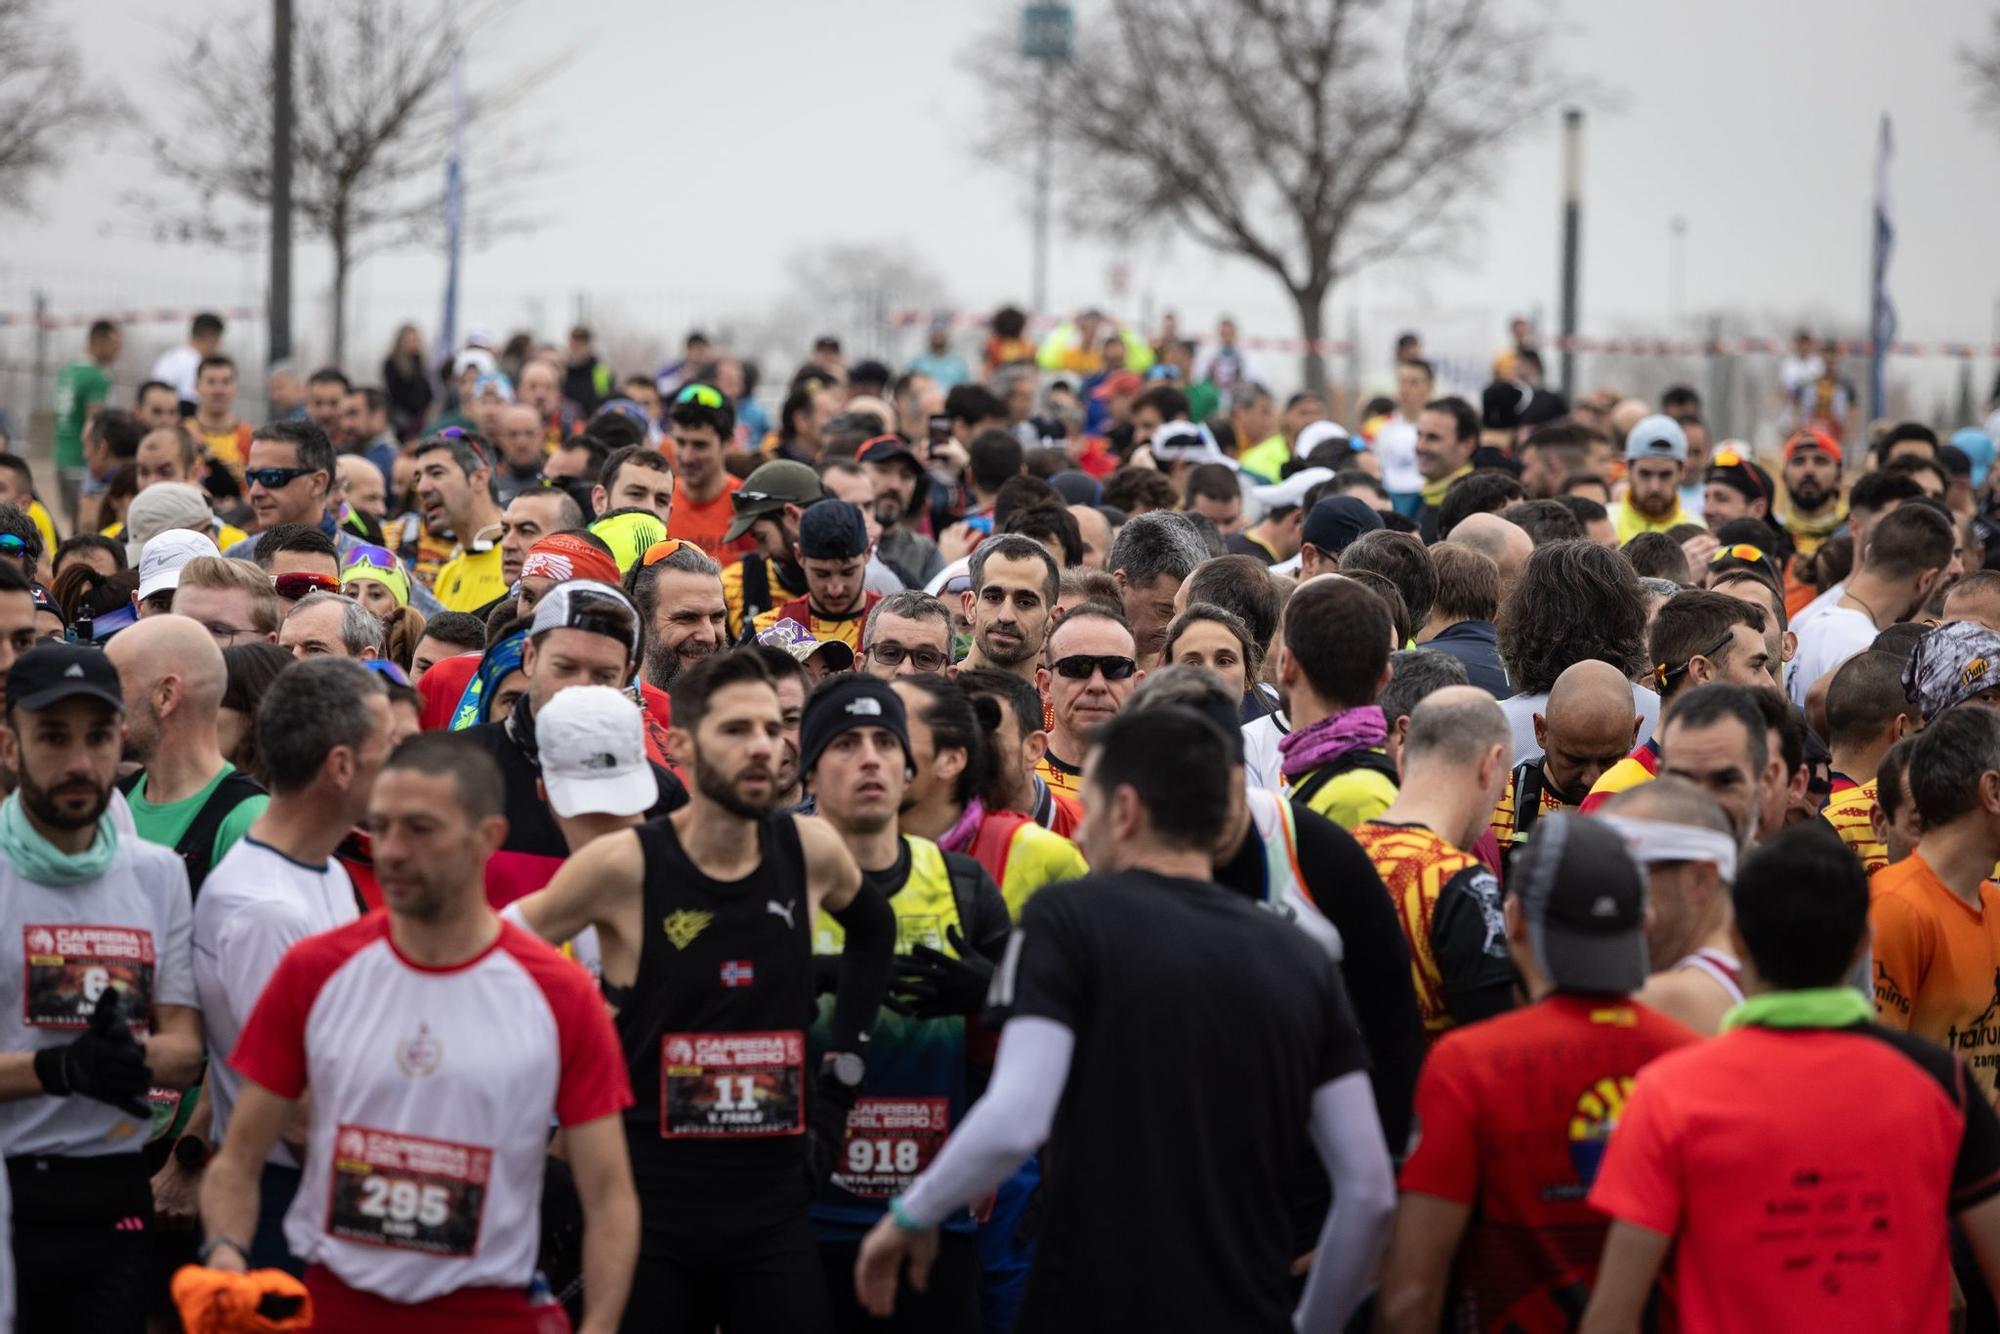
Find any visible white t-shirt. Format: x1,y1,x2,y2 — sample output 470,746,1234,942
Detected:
150,345,203,403
1791,580,1845,636
1243,710,1289,792
1789,605,1877,709
1374,416,1423,495
1501,683,1660,768
193,837,360,1163
0,836,196,1158
230,916,629,1304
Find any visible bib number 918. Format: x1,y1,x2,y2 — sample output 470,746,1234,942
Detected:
846,1138,922,1175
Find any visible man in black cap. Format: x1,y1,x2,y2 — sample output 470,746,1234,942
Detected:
721,458,822,640
1377,813,1699,1333
517,648,896,1330
1297,496,1383,579
0,643,205,1329
857,436,942,590
797,672,1011,1329
752,498,881,655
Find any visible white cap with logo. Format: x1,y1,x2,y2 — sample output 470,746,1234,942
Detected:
535,684,657,818
137,529,221,602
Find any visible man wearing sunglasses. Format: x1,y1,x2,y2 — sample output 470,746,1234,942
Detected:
1035,603,1143,804
720,459,821,640
750,499,881,655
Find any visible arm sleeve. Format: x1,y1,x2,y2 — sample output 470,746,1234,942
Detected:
1431,866,1517,1028
827,880,896,1054
1395,1035,1482,1203
1585,1067,1683,1236
897,1016,1074,1227
1868,890,1925,1029
1293,1072,1398,1334
152,857,198,1010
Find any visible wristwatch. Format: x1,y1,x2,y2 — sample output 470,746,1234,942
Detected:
821,1050,865,1088
173,1136,212,1171
196,1235,249,1267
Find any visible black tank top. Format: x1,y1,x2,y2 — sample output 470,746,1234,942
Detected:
621,812,813,1187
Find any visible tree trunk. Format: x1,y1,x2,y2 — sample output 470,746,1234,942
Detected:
1292,282,1331,397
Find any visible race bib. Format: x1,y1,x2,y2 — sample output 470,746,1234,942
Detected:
660,1030,804,1139
327,1125,490,1256
22,925,153,1030
833,1097,950,1199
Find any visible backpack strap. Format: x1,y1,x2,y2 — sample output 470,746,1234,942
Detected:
176,771,268,899
1510,760,1548,844
940,850,993,948
1289,747,1399,807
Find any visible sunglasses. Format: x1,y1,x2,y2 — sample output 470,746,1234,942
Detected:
1655,627,1738,689
245,466,320,490
0,534,25,554
1709,543,1767,565
273,572,340,599
675,383,725,409
640,538,693,567
1051,653,1138,682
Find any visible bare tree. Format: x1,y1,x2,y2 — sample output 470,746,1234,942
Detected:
136,0,561,368
783,241,950,362
968,0,1568,388
0,0,118,212
1964,12,2000,138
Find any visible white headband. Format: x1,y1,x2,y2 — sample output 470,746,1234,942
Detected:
1600,816,1738,884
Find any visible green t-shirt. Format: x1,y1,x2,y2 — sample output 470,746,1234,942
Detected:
53,361,111,469
127,763,268,873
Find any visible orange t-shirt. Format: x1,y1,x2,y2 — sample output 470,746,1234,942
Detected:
1823,774,1886,874
668,474,753,565
1870,851,2000,1104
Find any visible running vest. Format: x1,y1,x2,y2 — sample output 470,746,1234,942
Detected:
618,814,814,1185
1242,788,1344,963
810,838,975,1236
1674,947,1746,1006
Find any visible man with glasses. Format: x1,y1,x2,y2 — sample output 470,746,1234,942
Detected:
665,382,749,563
958,534,1058,685
414,430,510,613
0,505,43,585
1035,602,1143,803
224,419,427,598
859,590,954,680
171,556,280,647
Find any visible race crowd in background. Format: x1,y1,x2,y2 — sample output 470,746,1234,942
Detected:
2,301,2000,1330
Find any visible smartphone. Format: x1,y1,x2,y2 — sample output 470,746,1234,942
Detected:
928,415,953,452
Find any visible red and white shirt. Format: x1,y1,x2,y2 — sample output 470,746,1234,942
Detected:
230,915,630,1305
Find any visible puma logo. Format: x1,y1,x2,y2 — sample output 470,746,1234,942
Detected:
766,899,796,929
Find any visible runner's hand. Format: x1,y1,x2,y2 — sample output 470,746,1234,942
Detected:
936,521,981,563
854,1212,939,1318
152,1156,202,1229
33,988,154,1119
892,927,994,1019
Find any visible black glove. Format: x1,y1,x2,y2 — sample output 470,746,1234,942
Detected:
891,926,995,1019
806,1069,859,1191
34,987,153,1120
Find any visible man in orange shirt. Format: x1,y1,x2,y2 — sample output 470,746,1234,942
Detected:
1821,649,1918,873
664,383,751,564
1872,703,2000,1107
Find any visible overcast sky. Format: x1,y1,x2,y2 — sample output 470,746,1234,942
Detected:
5,0,2000,403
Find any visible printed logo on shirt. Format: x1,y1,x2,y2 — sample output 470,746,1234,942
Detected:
662,910,714,950
395,1022,443,1077
1945,971,2000,1093
719,960,755,988
1874,960,1911,1019
1558,1074,1635,1199
23,924,154,1030
765,899,796,929
328,1124,491,1256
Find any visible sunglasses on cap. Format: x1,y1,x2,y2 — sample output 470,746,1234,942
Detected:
245,465,321,490
1713,448,1744,468
345,546,399,572
1051,653,1138,682
273,572,340,599
640,538,694,567
1709,543,1767,565
675,383,725,409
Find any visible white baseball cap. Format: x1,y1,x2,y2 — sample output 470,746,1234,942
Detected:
1249,467,1333,514
536,685,657,819
137,529,220,602
1292,419,1353,460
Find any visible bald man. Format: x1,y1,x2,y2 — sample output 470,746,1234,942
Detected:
336,453,388,522
1603,776,1743,1034
1353,686,1516,1036
105,613,270,894
1491,659,1640,853
1445,512,1533,598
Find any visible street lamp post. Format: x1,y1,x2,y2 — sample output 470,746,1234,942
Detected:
1020,3,1073,319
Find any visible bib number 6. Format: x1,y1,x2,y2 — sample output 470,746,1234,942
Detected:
358,1176,451,1229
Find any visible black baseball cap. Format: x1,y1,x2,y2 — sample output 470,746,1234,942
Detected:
1515,813,1647,994
799,674,913,780
797,499,870,561
1300,496,1383,558
7,642,124,715
855,435,921,473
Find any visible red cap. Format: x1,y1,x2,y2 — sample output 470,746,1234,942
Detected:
1089,370,1143,401
1783,428,1842,464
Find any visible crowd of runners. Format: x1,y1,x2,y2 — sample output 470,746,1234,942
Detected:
3,305,2000,1330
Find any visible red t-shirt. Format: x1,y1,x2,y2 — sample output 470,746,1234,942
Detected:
1399,994,1696,1331
668,474,753,565
1589,1023,2000,1333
